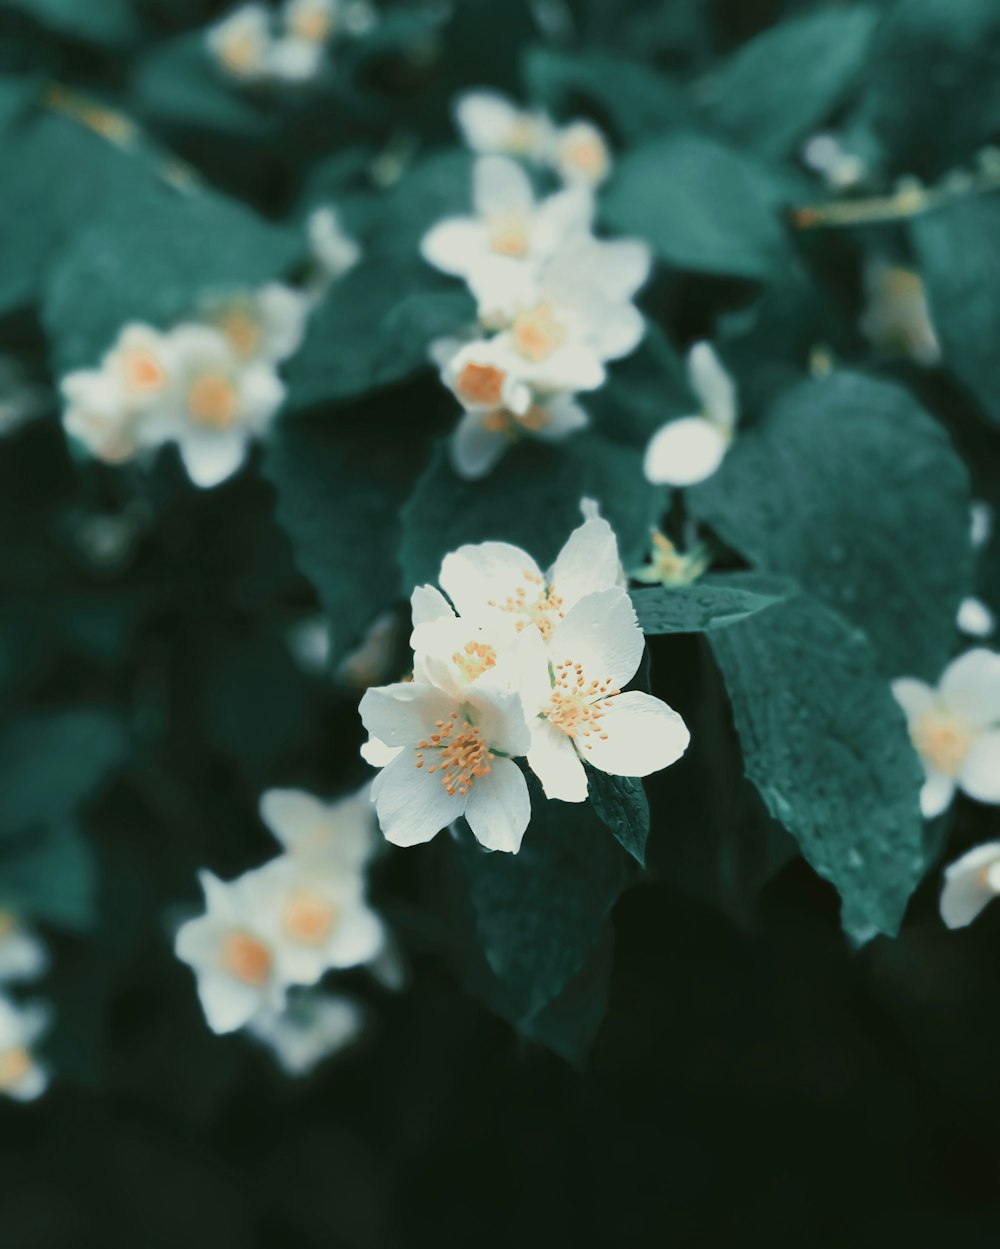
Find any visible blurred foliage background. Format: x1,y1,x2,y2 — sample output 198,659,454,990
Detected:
2,0,1000,1244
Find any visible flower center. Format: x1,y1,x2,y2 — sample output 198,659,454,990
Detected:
456,362,506,408
545,661,618,746
912,709,973,777
0,1047,31,1091
488,569,564,640
451,640,498,682
562,134,608,180
187,373,238,429
121,348,167,396
505,116,543,155
415,711,494,797
512,302,566,362
489,215,530,259
220,30,263,75
284,891,338,944
0,911,17,938
219,307,262,358
221,931,272,985
290,9,332,41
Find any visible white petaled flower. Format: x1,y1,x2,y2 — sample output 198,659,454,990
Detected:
282,0,339,43
201,284,310,364
175,870,287,1034
60,368,136,464
246,855,386,987
644,342,738,488
801,132,866,191
247,990,364,1076
359,678,532,853
631,531,710,587
453,90,555,162
308,206,362,284
259,784,380,873
0,996,50,1102
138,323,285,488
0,913,48,984
552,120,612,188
892,649,1000,819
515,587,690,801
957,596,996,639
939,842,1000,929
207,3,273,81
103,323,173,411
859,260,941,367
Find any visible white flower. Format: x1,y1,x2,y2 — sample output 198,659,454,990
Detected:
631,531,710,587
957,596,996,639
175,870,287,1034
859,260,941,367
208,3,273,81
454,90,555,161
282,0,338,43
644,342,738,487
245,854,386,986
892,649,1000,818
247,990,364,1076
308,206,362,284
200,284,310,364
551,120,611,188
0,996,50,1102
939,842,1000,929
258,784,380,872
420,156,592,302
515,587,690,801
137,323,285,488
801,132,866,191
61,368,136,463
359,677,532,852
0,913,48,984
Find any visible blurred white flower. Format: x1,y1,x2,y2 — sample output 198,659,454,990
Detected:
971,501,993,551
631,531,709,587
286,613,331,674
957,596,996,639
175,870,287,1034
61,368,137,464
454,90,555,162
259,783,380,872
201,284,309,364
644,342,738,488
308,206,362,287
551,119,611,188
939,841,1000,929
892,648,1000,818
0,914,48,984
247,990,364,1076
207,3,273,81
282,0,339,43
337,611,398,687
0,996,50,1103
267,34,326,83
860,260,941,367
801,132,865,191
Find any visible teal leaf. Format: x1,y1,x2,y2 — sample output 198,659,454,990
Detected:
586,769,649,866
708,594,926,941
0,820,98,930
690,371,973,680
2,0,139,45
631,573,796,634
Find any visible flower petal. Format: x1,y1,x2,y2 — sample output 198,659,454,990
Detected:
547,588,644,691
411,584,454,628
687,342,737,431
527,719,589,802
644,416,729,487
371,750,464,846
439,541,543,623
940,648,1000,726
549,515,624,611
535,394,589,442
324,905,386,970
449,408,510,481
178,431,248,489
959,729,1000,804
259,788,324,851
196,972,265,1035
474,154,534,219
940,841,1000,928
454,90,521,153
420,218,490,277
920,768,956,819
580,690,690,778
358,682,453,748
464,756,531,852
890,677,936,725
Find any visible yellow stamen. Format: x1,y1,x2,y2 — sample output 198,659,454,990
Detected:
912,709,972,777
0,1048,32,1091
415,713,494,797
546,661,618,748
451,640,498,682
290,9,332,41
218,307,262,358
488,569,564,640
284,891,338,944
512,302,566,362
562,135,608,181
221,931,272,985
187,374,238,429
121,348,166,395
457,362,506,408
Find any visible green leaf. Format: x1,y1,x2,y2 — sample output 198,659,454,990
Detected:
0,820,98,930
367,150,474,261
586,769,649,866
43,184,303,372
708,594,926,940
911,195,1000,428
285,260,474,412
690,371,973,680
522,45,692,139
631,573,796,634
702,7,879,159
1,0,139,45
602,131,790,280
0,709,128,838
400,435,666,592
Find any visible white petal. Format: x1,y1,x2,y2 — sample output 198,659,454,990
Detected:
580,690,690,778
548,588,644,691
178,432,248,488
420,218,490,278
324,906,386,970
358,682,453,748
527,719,589,802
258,788,324,850
550,516,624,610
940,649,1000,726
474,155,534,219
940,842,1000,928
463,757,531,853
467,258,538,328
959,730,1000,804
197,972,266,1035
449,409,510,481
687,342,738,431
535,394,589,442
957,596,996,639
531,188,594,258
257,283,310,362
590,301,646,362
239,363,285,431
920,769,956,819
0,930,48,983
466,682,532,757
583,238,652,303
509,341,606,392
644,417,729,487
411,584,454,628
371,750,464,846
360,737,400,768
890,677,936,725
439,541,543,623
454,91,521,153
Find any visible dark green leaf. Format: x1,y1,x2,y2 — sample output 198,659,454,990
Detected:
690,371,973,680
631,572,796,634
0,820,98,929
1,0,139,45
709,594,926,940
586,769,649,866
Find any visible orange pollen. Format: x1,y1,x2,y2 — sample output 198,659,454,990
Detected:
487,571,564,641
516,403,550,433
219,307,262,358
221,30,261,73
187,373,238,429
564,136,608,178
414,716,494,797
512,302,566,362
546,661,619,746
505,117,541,155
122,348,166,394
911,709,972,777
284,891,338,944
490,222,530,258
457,362,506,408
0,1048,32,1090
452,640,498,682
221,931,272,986
291,10,332,41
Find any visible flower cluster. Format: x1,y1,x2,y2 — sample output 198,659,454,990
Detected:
359,507,690,854
0,913,52,1102
174,786,398,1074
208,0,374,88
60,284,308,488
